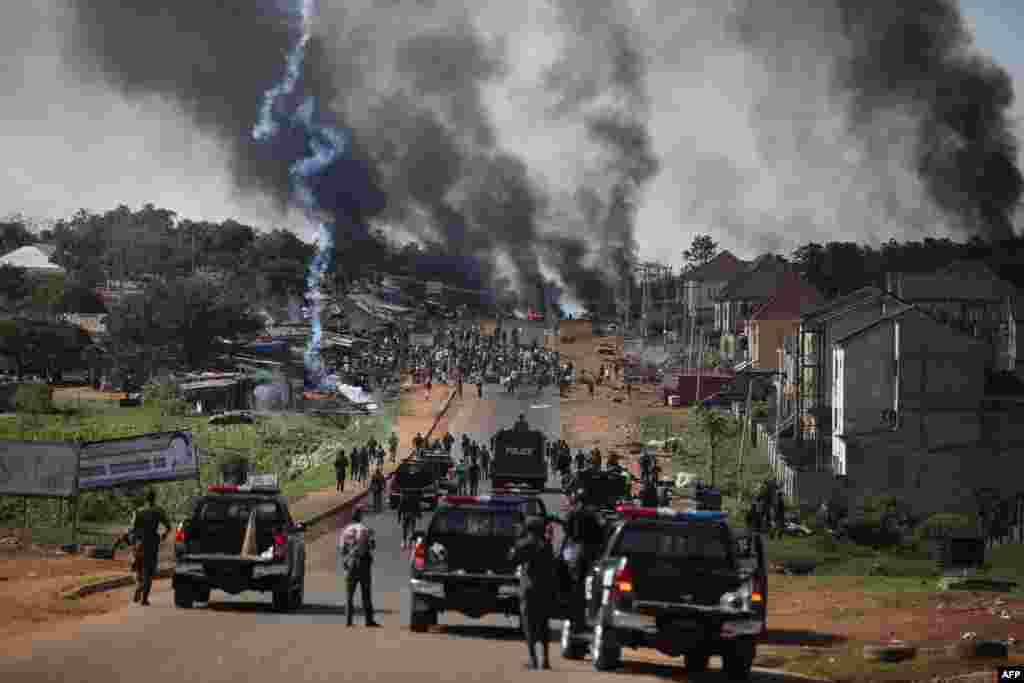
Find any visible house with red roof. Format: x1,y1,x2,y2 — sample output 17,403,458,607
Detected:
745,272,822,372
680,250,750,328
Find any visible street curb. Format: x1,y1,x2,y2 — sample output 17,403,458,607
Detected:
59,390,460,600
300,389,458,530
62,567,173,600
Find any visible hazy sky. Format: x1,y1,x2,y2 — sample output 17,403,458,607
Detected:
2,0,1022,273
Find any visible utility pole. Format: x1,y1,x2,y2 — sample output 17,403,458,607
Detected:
737,371,755,500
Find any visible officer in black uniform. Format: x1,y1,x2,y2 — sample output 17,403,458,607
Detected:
508,515,557,670
131,489,171,606
563,493,606,638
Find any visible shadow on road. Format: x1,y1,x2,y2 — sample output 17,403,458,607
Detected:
438,623,560,642
620,659,825,681
762,629,846,647
205,601,397,617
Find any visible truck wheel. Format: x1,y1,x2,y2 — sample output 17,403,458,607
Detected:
409,594,435,632
560,620,586,660
685,650,710,672
590,622,621,671
196,587,211,604
272,589,291,612
289,582,304,611
723,638,756,679
173,585,194,609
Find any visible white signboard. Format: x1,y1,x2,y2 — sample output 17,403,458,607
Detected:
0,441,79,497
78,432,197,491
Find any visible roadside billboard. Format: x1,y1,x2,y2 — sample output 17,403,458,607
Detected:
78,431,197,491
0,440,79,498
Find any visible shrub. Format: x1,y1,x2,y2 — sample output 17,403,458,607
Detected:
915,512,981,542
15,383,53,414
143,380,188,417
844,494,912,549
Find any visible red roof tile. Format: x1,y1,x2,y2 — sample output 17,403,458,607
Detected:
684,250,749,282
749,272,823,321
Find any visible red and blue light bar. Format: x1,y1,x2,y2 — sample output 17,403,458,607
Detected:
615,505,728,522
440,495,530,507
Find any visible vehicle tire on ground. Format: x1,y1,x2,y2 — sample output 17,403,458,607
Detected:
560,620,586,660
685,650,710,673
195,587,211,604
272,589,291,612
591,622,621,671
289,582,304,611
409,594,435,632
173,585,194,609
723,637,756,679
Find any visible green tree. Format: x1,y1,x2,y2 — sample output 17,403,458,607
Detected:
692,404,735,488
0,265,32,307
683,234,718,270
0,219,35,254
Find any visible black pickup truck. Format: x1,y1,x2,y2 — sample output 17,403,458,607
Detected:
569,470,631,515
389,462,437,509
172,482,306,612
560,507,767,679
407,494,553,631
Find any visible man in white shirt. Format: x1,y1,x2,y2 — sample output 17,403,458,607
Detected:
338,507,380,627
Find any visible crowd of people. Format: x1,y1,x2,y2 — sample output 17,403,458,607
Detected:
333,432,400,494
405,324,561,398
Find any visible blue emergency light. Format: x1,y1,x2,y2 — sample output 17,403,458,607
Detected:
615,505,728,522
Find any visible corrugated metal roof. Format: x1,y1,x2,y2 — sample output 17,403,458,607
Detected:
180,378,243,391
0,245,64,272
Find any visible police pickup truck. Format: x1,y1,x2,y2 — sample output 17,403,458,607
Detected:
172,477,306,612
491,428,547,491
407,494,550,632
560,506,766,679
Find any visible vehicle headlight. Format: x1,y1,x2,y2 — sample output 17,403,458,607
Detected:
720,585,751,611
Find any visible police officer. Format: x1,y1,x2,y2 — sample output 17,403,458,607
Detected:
388,432,399,463
131,489,171,606
399,488,422,550
563,494,605,640
508,515,557,670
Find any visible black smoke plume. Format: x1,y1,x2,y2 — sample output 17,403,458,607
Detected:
731,0,1022,242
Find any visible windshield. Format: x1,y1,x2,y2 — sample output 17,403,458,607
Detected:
614,523,732,564
431,509,522,538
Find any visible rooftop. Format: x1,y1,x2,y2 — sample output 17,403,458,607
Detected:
683,250,750,283
749,272,823,322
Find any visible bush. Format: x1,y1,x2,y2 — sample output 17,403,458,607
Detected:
915,512,981,542
15,383,53,414
143,380,188,417
844,494,912,549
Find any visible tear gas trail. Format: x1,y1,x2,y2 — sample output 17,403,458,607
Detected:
251,0,344,390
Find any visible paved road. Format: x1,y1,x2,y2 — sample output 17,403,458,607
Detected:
0,387,820,682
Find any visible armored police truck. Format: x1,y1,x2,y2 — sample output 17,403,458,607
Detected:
490,427,547,491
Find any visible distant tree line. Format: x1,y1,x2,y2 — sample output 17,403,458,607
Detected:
681,233,1024,301
0,204,515,378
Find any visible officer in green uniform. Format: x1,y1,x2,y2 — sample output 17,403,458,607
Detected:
131,489,171,606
